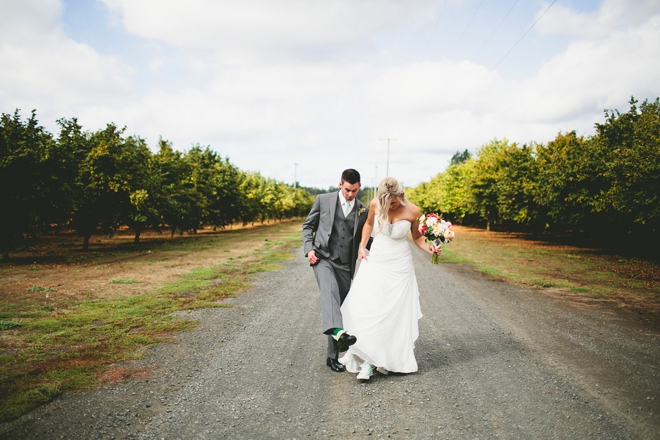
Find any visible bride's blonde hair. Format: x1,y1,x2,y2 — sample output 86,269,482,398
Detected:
376,177,408,234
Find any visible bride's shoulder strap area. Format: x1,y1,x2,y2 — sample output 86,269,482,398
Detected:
407,203,421,221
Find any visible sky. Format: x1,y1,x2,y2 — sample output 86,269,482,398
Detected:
1,0,659,189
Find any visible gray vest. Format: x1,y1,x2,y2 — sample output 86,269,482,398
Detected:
328,197,357,263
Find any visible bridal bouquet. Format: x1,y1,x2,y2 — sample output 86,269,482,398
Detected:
418,213,455,264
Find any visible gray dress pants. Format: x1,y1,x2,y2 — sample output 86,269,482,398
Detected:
312,257,352,358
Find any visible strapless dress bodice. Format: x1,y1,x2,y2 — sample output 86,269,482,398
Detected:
376,216,411,240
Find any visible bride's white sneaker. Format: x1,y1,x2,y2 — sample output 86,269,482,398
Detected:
356,362,375,381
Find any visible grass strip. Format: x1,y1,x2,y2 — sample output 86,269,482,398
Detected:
0,223,302,422
437,226,659,301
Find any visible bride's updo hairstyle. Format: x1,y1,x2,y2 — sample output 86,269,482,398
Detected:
376,177,408,234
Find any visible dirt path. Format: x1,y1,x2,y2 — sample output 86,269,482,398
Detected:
2,244,658,439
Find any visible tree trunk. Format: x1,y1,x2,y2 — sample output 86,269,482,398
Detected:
134,230,141,244
170,225,176,238
82,234,91,251
2,251,9,260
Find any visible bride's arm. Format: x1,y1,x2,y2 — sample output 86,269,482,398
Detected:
358,199,378,260
410,204,436,255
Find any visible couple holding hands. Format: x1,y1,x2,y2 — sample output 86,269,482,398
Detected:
302,169,437,381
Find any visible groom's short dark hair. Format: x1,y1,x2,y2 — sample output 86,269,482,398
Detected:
341,169,361,184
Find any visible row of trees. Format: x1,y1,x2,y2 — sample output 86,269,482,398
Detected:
0,111,314,258
408,97,660,245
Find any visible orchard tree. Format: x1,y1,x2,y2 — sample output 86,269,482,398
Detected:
0,110,53,258
186,145,242,229
450,149,471,165
71,124,133,250
120,135,158,243
439,160,474,222
492,142,541,229
152,139,199,236
467,139,508,230
407,175,445,215
535,131,598,232
596,97,660,236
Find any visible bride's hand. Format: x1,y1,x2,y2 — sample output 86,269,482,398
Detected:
359,248,369,261
426,245,440,255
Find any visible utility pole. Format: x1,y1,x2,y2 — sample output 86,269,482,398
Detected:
379,138,397,176
373,162,378,200
293,163,298,189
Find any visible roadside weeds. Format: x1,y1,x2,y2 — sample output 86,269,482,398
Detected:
0,222,302,422
439,226,659,312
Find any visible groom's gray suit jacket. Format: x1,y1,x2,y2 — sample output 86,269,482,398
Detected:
302,191,368,278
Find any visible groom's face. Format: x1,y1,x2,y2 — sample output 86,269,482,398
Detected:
339,180,361,202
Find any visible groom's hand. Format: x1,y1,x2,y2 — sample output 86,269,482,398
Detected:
307,250,319,265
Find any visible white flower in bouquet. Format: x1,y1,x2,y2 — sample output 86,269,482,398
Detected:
417,213,455,264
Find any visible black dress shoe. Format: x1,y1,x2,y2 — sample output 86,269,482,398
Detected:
326,357,345,372
336,332,357,352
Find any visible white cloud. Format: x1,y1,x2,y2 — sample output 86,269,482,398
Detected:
537,0,660,38
99,3,660,186
498,13,660,127
101,0,411,62
1,0,658,188
0,0,132,123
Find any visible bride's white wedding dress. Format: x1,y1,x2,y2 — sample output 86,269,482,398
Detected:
339,216,423,373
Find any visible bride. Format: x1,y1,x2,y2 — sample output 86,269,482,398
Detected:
339,177,437,381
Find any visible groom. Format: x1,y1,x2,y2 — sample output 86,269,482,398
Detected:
302,169,369,372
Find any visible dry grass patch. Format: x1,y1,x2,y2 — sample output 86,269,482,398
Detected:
0,220,303,422
440,226,660,312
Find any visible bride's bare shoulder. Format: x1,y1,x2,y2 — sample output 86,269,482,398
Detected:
369,198,380,214
406,202,421,221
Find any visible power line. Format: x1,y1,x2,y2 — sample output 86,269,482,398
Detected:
491,0,557,70
420,0,448,62
293,162,298,189
475,0,520,57
379,138,398,176
372,162,378,201
449,0,485,58
458,0,558,108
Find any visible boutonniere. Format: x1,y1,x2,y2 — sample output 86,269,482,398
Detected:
358,206,366,216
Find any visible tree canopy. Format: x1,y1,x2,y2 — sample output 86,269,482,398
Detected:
408,97,660,247
0,111,314,257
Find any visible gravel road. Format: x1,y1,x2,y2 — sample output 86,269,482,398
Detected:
2,243,659,439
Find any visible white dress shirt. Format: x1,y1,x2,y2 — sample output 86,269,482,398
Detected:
338,191,354,217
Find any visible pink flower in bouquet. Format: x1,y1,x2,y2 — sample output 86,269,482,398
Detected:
417,213,455,264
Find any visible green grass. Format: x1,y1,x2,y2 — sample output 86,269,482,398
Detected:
476,264,510,278
0,319,22,330
0,293,198,421
109,277,139,284
435,247,471,264
445,226,659,301
0,221,303,422
27,285,56,292
529,279,557,288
